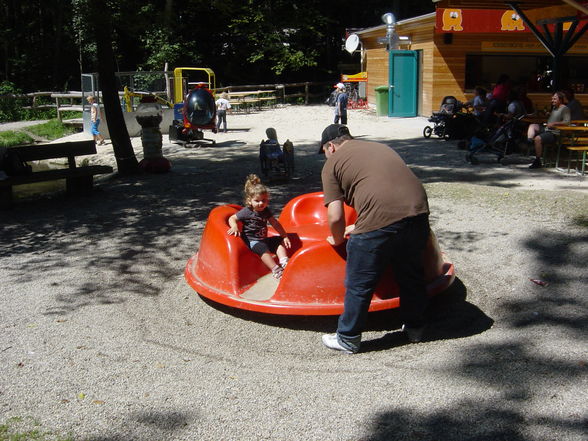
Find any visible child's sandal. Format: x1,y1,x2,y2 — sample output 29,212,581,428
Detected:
272,265,283,279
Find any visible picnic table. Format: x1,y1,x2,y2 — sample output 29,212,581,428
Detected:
224,90,276,112
0,140,113,208
555,124,588,175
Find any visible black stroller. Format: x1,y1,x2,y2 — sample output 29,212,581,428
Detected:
465,114,527,164
259,128,294,179
423,96,479,141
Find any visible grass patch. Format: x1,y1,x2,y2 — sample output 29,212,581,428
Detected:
59,111,82,120
0,131,34,147
26,119,76,141
0,417,74,441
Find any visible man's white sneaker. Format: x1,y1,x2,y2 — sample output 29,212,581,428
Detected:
321,334,356,354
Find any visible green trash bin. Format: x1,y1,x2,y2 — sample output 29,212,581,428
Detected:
374,85,389,116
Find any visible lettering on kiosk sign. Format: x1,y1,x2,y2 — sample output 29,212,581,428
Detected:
481,41,588,53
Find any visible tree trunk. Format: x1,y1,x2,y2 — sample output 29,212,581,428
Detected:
92,0,139,175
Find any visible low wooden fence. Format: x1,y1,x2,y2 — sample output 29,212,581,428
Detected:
215,81,331,105
2,91,85,121
1,81,333,121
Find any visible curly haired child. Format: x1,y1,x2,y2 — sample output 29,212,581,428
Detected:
227,174,291,279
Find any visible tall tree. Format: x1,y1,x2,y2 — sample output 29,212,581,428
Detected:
88,0,139,174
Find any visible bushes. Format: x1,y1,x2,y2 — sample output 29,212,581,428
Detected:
0,81,28,122
0,81,72,123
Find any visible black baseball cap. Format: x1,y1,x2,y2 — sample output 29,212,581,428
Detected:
318,124,350,154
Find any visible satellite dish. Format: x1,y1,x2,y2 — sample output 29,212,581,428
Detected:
345,34,360,54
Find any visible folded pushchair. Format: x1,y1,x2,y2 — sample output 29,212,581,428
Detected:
465,114,527,164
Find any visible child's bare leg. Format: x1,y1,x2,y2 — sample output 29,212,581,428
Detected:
276,244,289,267
261,251,283,279
276,244,288,261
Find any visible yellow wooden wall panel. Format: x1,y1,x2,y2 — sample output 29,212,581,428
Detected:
359,12,588,116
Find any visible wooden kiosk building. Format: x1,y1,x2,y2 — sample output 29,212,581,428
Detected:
354,0,588,117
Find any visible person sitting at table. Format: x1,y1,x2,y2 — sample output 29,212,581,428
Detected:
499,89,527,120
481,74,511,124
563,88,585,120
465,86,487,117
527,91,571,169
517,86,535,115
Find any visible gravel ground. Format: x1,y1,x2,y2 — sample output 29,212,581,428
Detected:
1,105,587,440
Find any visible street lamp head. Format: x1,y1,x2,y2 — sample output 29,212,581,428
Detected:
382,12,396,26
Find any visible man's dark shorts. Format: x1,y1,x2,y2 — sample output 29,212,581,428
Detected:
536,127,557,145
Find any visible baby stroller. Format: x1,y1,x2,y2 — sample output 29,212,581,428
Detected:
423,96,472,140
465,114,527,164
259,128,294,179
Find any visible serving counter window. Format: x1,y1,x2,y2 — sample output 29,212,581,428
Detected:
465,54,588,93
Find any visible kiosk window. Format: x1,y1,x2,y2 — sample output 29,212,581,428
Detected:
465,54,588,93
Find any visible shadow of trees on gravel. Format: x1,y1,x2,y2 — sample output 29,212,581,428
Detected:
362,333,587,440
0,141,324,316
364,392,586,441
0,134,582,315
498,229,588,335
84,410,194,441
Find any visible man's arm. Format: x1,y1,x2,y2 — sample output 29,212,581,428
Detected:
326,199,346,246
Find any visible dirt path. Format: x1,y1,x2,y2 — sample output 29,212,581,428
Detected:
0,120,49,132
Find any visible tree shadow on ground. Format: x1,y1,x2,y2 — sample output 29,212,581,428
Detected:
85,409,195,441
0,141,323,316
362,323,587,440
497,229,588,336
0,133,583,317
363,397,587,441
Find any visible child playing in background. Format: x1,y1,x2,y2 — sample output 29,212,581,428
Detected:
227,174,291,279
87,95,105,145
215,92,231,133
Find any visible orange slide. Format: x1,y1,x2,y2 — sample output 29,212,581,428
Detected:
185,192,455,315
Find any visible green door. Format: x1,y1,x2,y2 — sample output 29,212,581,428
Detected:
388,50,418,117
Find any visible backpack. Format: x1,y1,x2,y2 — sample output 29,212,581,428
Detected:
0,147,32,177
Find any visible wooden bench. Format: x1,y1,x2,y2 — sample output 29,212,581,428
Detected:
554,132,588,173
0,140,114,208
565,145,588,175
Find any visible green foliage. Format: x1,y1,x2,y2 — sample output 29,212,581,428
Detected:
140,29,182,71
2,0,435,92
0,82,26,122
227,1,326,79
0,131,34,147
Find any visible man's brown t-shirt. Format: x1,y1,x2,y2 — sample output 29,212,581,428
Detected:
321,140,429,234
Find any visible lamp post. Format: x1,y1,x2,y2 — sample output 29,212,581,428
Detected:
382,12,398,51
381,13,397,117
